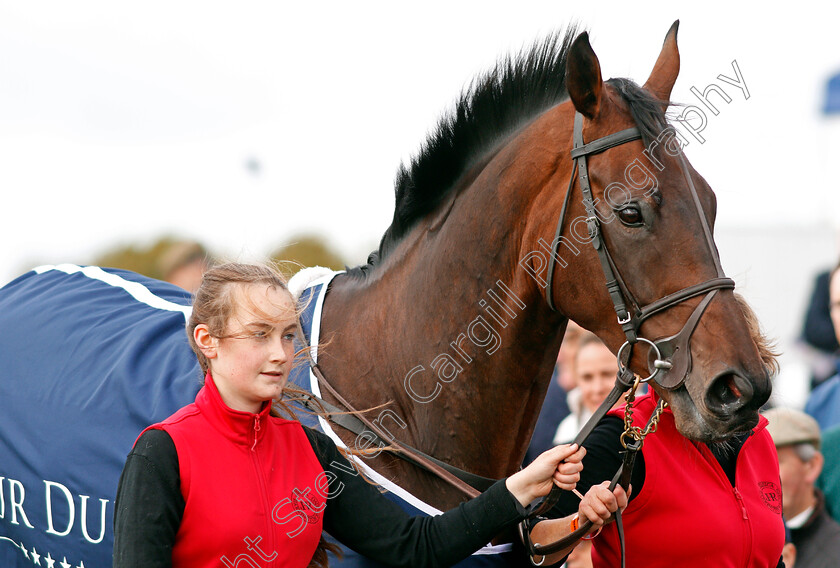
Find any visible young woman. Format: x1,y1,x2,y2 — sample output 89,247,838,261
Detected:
113,262,623,567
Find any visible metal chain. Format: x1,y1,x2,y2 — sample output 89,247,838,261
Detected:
620,375,668,450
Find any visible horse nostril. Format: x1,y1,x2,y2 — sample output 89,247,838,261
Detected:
705,371,754,416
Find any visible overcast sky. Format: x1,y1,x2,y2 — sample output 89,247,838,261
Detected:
2,1,839,291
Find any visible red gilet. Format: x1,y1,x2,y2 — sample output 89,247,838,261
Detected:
143,374,325,568
592,393,784,567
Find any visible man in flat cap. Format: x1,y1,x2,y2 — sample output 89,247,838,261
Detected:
764,407,840,567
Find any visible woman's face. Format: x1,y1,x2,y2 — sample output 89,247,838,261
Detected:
197,283,297,413
575,341,618,413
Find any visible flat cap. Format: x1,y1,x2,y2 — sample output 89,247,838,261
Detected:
763,407,821,450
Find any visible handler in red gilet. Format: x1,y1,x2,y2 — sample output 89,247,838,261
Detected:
546,391,785,567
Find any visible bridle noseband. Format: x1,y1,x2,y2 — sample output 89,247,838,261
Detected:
520,112,735,560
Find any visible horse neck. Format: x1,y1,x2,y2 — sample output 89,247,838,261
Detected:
318,163,569,476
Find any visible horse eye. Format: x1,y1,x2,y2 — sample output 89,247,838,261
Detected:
617,205,644,226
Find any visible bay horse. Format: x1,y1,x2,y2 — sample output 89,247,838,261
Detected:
310,20,772,521
0,22,772,568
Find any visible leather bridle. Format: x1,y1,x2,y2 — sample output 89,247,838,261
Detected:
544,112,734,387
519,111,735,560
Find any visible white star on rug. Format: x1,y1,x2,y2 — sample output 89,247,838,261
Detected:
59,557,71,568
44,552,56,568
31,546,41,565
76,561,85,568
20,542,29,560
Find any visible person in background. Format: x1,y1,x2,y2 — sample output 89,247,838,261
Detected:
551,333,630,568
556,322,586,394
553,333,620,446
159,241,212,294
782,526,797,568
805,262,840,431
816,424,840,524
800,269,840,388
524,321,584,465
764,407,840,568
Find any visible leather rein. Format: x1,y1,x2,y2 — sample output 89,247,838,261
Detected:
298,111,735,563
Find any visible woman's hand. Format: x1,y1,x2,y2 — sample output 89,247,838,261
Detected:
577,481,629,529
506,443,586,507
523,480,628,566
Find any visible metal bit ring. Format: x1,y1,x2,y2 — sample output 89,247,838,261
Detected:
616,337,663,383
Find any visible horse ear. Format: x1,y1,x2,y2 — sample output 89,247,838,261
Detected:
566,32,603,119
643,20,681,102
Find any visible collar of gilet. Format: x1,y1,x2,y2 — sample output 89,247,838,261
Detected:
195,372,272,447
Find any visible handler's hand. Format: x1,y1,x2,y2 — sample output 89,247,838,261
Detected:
505,443,586,507
578,481,630,528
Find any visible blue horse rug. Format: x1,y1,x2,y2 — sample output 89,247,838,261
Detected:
0,265,201,568
0,265,521,567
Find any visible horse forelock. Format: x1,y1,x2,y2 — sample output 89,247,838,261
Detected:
605,77,670,146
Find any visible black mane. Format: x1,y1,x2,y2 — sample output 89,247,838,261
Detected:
347,29,669,277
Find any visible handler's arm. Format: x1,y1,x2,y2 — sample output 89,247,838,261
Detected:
113,429,183,568
303,427,527,568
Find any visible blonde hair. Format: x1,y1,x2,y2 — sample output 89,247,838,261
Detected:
573,331,607,368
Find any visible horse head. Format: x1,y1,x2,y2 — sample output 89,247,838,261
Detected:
524,22,772,442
